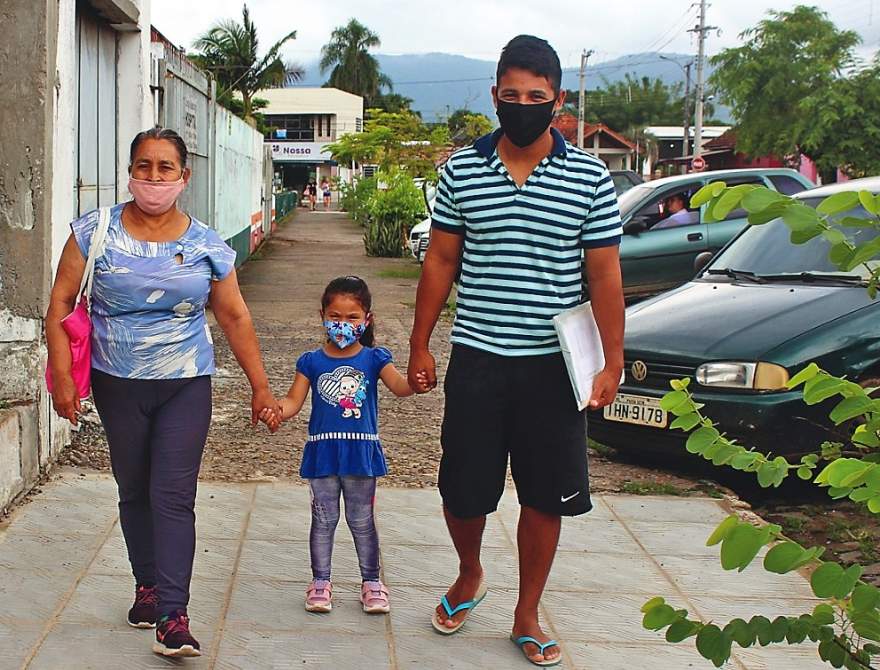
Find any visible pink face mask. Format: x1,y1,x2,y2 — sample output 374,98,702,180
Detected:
128,177,186,215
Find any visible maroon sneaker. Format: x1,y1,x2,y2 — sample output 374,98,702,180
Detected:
153,610,201,657
127,585,157,629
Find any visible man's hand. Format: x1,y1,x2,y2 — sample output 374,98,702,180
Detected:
251,387,280,427
408,347,437,394
588,367,622,410
52,374,81,426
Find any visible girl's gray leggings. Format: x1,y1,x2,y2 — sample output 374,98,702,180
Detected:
308,475,380,581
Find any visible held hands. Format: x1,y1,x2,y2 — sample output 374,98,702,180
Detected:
407,347,436,394
251,387,282,431
259,406,283,433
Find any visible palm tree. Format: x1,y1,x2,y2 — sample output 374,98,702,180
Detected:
192,4,303,125
320,19,392,104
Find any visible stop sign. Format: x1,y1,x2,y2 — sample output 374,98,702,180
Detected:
692,156,706,171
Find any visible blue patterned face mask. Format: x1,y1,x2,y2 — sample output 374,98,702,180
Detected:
324,320,366,349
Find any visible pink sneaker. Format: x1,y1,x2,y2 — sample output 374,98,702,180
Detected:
361,580,390,614
305,579,332,613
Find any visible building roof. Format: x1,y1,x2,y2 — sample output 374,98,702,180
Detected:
703,129,737,151
551,115,637,151
256,87,364,115
645,125,731,140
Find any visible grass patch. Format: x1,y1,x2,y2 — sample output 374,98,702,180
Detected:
588,439,616,457
379,266,422,280
827,518,880,562
621,480,690,496
778,514,809,534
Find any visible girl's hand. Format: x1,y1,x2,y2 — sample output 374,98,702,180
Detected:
412,371,431,394
259,407,281,433
251,387,281,428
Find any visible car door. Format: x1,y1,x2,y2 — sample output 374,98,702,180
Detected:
619,180,709,298
704,175,771,253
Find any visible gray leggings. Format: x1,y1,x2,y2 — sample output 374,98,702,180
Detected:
309,476,380,582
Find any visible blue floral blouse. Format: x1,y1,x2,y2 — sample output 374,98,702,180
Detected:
71,203,237,380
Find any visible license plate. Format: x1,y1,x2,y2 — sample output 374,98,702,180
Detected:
603,394,668,428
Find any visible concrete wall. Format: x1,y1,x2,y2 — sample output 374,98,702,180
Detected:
213,105,267,261
0,0,59,508
0,0,152,510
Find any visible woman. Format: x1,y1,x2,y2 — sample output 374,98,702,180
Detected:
46,127,278,659
320,178,332,210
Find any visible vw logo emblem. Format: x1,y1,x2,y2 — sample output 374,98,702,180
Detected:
632,360,648,382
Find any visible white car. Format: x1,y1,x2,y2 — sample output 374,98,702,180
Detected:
410,183,436,263
409,216,431,263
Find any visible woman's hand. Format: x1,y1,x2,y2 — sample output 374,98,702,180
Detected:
251,386,280,428
52,374,81,426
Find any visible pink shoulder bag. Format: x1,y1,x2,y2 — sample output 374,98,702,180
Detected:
45,207,111,399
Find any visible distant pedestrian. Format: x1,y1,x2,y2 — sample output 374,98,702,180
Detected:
45,127,279,659
260,276,427,615
321,178,332,210
307,180,318,211
407,35,624,667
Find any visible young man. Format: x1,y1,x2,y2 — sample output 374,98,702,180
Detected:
407,35,625,666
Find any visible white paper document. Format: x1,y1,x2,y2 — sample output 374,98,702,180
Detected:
553,302,622,411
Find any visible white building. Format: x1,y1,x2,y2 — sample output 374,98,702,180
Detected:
257,87,364,195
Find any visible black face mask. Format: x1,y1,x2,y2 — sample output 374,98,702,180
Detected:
496,98,557,148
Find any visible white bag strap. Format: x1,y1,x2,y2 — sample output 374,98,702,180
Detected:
78,206,112,303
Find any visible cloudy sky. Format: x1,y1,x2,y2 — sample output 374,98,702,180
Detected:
151,0,879,69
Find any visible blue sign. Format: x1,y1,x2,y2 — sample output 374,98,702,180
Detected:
275,129,287,139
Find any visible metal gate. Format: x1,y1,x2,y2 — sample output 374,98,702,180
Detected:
76,7,117,216
157,53,212,223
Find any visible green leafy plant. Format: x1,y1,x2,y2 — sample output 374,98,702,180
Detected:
642,181,880,668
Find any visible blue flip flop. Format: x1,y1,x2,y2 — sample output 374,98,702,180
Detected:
431,580,488,635
511,635,562,667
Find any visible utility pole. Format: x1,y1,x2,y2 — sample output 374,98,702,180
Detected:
691,0,716,160
577,49,594,149
681,61,692,174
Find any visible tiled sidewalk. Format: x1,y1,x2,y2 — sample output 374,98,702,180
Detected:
0,470,827,669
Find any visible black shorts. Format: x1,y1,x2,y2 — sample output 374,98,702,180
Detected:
439,344,592,518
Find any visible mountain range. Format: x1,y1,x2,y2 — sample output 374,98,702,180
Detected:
291,51,727,123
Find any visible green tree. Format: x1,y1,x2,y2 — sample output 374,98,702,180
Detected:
320,19,392,105
642,181,880,669
371,92,415,114
326,109,448,178
563,75,686,131
191,3,303,125
447,109,494,146
710,5,866,172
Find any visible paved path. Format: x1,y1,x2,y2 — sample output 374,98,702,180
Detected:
1,470,827,669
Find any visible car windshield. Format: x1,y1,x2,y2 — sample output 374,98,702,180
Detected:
617,184,657,216
706,198,880,280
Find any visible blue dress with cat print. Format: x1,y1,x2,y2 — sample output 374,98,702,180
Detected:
295,346,392,478
70,203,236,380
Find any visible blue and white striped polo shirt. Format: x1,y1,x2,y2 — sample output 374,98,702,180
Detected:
431,128,622,357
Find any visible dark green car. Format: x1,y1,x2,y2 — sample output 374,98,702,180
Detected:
616,168,813,300
590,177,880,456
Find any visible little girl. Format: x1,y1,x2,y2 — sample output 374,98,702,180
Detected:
262,276,420,614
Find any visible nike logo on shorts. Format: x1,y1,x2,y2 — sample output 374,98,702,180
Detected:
561,491,580,503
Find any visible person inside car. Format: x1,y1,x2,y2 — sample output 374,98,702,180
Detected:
652,193,698,230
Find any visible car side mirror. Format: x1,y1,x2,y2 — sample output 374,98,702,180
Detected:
694,251,714,273
623,219,647,235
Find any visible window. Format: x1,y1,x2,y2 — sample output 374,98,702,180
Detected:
629,186,701,232
769,174,809,196
356,117,363,132
707,177,764,222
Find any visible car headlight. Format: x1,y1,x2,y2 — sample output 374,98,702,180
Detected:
695,362,790,390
